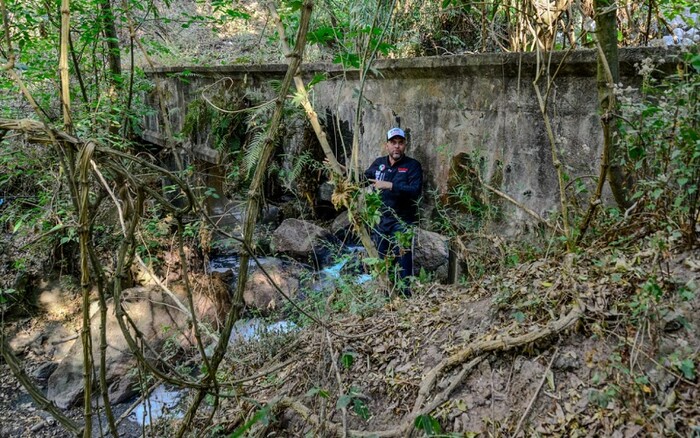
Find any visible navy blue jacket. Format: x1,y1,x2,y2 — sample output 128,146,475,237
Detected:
364,155,423,230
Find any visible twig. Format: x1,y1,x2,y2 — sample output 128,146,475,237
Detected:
600,326,699,388
471,167,555,231
512,348,559,437
114,380,163,427
326,332,348,438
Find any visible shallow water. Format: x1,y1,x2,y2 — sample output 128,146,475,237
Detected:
128,385,184,426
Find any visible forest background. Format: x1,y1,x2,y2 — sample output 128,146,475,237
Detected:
0,0,699,437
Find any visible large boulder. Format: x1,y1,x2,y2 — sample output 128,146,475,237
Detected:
414,228,449,283
243,257,308,312
270,218,339,267
46,286,219,409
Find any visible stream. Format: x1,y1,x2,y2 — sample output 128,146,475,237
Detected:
124,249,370,428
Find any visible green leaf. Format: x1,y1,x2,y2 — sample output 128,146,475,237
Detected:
229,405,271,438
308,73,328,88
332,52,360,69
680,359,695,380
512,311,526,323
308,26,336,45
337,394,353,410
363,257,383,266
414,414,442,435
340,351,358,369
305,387,330,399
352,398,370,420
689,54,700,73
287,0,303,12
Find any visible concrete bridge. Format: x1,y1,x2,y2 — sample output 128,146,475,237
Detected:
143,47,681,232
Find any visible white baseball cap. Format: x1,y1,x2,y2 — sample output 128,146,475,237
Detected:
387,127,406,140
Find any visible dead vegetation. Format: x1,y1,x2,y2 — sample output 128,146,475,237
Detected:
169,229,700,437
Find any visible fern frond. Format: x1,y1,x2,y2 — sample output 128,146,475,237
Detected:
282,151,315,191
242,129,267,179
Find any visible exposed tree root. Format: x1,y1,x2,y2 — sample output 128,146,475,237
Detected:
265,301,584,437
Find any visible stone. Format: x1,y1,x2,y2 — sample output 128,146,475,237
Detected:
46,286,219,409
318,181,335,203
108,374,139,404
331,210,351,236
31,362,58,381
270,218,339,267
413,228,449,282
243,257,308,312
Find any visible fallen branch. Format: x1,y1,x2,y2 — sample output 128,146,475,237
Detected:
398,303,581,436
268,303,583,437
471,166,556,231
512,348,559,437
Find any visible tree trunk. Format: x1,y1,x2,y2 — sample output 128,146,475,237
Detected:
100,0,121,80
594,0,631,208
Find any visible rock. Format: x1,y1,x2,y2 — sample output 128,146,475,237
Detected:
270,218,339,267
243,258,308,312
260,205,282,226
108,374,139,404
31,362,57,381
318,181,335,202
413,228,449,282
331,210,351,236
46,286,219,409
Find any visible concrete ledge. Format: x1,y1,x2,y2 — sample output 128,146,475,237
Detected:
145,47,685,79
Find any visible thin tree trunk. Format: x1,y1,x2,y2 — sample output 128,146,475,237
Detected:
175,3,314,437
576,39,617,244
594,0,630,208
100,0,121,80
59,0,72,131
77,142,95,438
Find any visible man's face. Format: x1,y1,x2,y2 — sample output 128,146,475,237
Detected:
386,136,406,162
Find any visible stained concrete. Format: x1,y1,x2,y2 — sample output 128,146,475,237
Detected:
143,47,684,232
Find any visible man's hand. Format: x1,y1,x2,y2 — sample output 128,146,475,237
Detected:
369,179,392,190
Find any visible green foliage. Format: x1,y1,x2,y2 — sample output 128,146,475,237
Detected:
340,351,358,369
617,54,700,246
336,387,370,421
277,150,322,193
414,414,442,435
361,190,383,228
299,0,396,68
182,97,244,151
228,404,272,438
305,386,330,399
0,288,17,305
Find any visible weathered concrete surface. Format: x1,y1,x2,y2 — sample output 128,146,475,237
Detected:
144,48,683,232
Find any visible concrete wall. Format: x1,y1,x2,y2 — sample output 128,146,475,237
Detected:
144,47,682,231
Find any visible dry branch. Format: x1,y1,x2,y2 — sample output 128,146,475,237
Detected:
1,337,83,436
267,302,583,437
512,348,559,437
405,302,582,433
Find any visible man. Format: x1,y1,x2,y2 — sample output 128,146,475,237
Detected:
364,127,423,295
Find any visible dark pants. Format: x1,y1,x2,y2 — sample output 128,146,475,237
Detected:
373,222,414,287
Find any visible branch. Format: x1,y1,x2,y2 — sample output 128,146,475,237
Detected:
1,336,83,437
575,37,617,244
268,303,583,437
406,302,582,435
512,348,559,436
471,166,555,231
